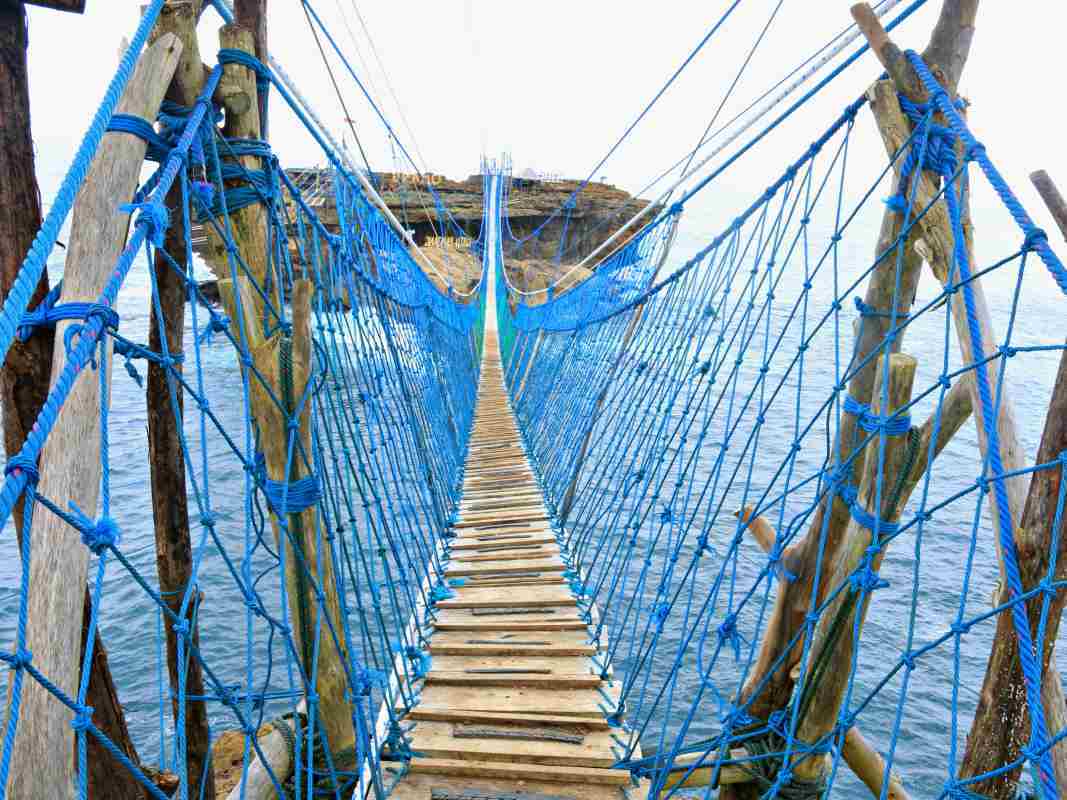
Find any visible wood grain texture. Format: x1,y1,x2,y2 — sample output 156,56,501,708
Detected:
145,4,214,796
5,33,182,800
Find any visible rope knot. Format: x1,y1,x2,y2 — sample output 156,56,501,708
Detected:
1023,227,1048,252
5,455,40,484
849,560,889,594
717,614,745,661
120,200,169,247
7,649,32,670
71,706,94,732
81,516,120,555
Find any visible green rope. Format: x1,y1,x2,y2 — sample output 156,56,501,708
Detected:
279,334,315,677
744,426,922,795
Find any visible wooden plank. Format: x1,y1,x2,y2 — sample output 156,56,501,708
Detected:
6,34,182,800
408,720,617,768
424,672,601,689
418,682,607,712
430,643,596,657
433,620,588,632
451,536,555,550
427,655,596,674
25,0,86,11
408,759,629,786
440,584,576,606
406,708,609,730
447,560,565,578
388,773,623,800
453,548,557,563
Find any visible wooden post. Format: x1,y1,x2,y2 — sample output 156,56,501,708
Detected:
793,353,917,780
958,173,1067,796
725,15,982,797
1030,170,1067,242
145,3,215,797
1,9,149,799
5,33,182,800
25,0,87,11
205,23,354,764
853,7,1067,789
233,0,267,134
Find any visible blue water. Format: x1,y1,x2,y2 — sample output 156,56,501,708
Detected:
0,130,1064,798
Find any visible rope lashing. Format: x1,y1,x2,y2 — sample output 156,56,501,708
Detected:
16,280,120,353
842,394,911,436
854,296,909,320
252,452,322,515
217,48,272,88
884,92,965,214
107,114,173,163
4,455,40,485
197,138,277,220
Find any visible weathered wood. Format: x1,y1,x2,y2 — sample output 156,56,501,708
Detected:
25,0,86,11
5,33,182,800
408,758,630,786
727,8,981,797
959,181,1067,795
219,276,353,757
146,4,214,796
222,718,293,800
842,727,910,800
1030,170,1067,242
0,9,146,798
794,353,917,780
407,708,609,730
209,22,353,773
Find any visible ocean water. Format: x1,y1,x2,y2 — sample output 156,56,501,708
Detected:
0,151,1064,800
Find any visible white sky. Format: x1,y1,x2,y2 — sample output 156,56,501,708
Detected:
22,1,1067,239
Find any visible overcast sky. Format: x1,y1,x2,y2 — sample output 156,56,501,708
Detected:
21,1,1067,242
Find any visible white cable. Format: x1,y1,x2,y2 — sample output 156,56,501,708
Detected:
505,0,906,297
211,0,466,293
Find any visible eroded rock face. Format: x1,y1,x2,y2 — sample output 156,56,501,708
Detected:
184,169,658,300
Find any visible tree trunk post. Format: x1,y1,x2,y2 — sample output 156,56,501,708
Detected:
958,172,1067,796
205,25,353,766
852,4,1067,794
144,2,215,797
4,33,182,799
724,9,982,798
0,7,149,799
792,353,917,781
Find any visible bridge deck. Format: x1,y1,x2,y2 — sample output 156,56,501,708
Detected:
389,333,635,799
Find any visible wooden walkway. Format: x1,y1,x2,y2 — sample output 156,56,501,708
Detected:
390,324,635,799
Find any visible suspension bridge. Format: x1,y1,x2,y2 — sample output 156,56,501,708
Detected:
0,1,1066,800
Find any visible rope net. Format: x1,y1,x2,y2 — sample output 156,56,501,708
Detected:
497,64,1067,800
0,2,1065,799
0,4,485,797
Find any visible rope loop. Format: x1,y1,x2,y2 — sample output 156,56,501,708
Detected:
4,455,40,485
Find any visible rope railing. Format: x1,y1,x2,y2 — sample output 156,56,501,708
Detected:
496,64,1067,800
0,9,486,798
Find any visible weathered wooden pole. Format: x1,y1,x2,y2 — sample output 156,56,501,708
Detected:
792,353,917,780
851,5,1067,791
0,8,150,799
958,172,1067,796
144,3,215,797
4,33,182,799
723,6,980,798
205,22,354,769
